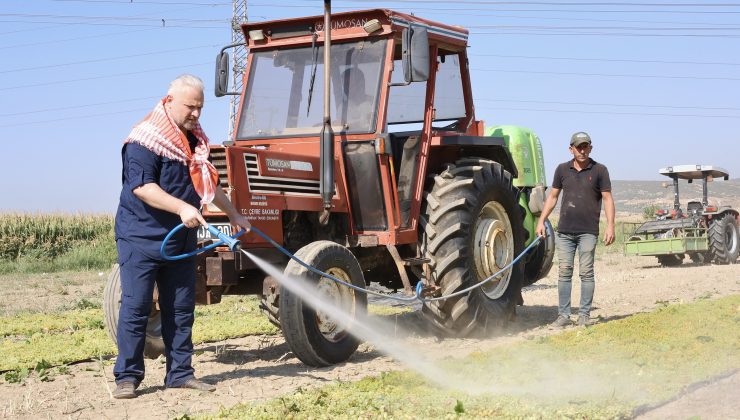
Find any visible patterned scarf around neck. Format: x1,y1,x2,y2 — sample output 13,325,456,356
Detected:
124,97,219,205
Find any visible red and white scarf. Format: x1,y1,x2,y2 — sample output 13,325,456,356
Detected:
124,97,219,205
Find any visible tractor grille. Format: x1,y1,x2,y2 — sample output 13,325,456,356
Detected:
244,154,321,196
210,149,230,188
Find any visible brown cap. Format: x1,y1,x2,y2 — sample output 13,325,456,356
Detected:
570,131,591,147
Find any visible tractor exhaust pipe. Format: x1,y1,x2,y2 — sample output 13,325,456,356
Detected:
319,0,334,225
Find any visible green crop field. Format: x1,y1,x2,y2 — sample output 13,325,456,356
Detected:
0,213,116,273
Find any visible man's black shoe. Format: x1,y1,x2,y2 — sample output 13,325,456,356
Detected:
171,378,216,392
112,381,138,399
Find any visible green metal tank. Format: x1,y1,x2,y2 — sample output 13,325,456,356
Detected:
486,125,548,249
485,125,546,188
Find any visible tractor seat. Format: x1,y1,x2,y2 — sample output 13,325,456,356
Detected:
686,201,703,217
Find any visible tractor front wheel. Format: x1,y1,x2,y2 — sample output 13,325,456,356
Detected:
103,264,165,359
279,241,367,367
420,158,525,336
709,213,739,264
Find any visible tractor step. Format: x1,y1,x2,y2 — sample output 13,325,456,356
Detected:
402,257,430,266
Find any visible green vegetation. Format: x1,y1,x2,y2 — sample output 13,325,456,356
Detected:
205,295,740,419
0,213,116,273
0,296,279,372
0,295,407,374
643,204,662,220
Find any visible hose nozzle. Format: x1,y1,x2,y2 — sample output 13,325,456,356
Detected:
206,224,241,251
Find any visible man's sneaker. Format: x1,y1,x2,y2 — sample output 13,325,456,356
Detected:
577,314,590,327
112,381,138,399
170,378,216,392
550,315,571,328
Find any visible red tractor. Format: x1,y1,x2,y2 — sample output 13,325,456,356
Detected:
105,5,554,366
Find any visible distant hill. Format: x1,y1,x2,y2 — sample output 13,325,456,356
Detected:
610,178,740,215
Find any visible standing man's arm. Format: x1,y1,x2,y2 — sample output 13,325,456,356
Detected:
602,190,615,246
212,188,252,232
133,183,206,228
535,187,561,237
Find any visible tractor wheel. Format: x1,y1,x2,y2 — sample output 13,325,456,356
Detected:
689,252,710,264
708,213,739,264
279,241,367,367
260,286,281,328
419,158,525,336
103,264,165,359
523,218,555,287
657,254,684,267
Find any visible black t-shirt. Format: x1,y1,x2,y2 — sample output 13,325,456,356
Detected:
552,159,611,235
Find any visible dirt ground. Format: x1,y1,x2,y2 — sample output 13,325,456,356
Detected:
1,252,738,419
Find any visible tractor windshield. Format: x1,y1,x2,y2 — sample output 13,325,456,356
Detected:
236,39,386,139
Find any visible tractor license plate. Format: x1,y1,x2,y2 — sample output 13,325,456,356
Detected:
197,223,232,241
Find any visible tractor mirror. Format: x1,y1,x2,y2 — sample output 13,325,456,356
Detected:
402,26,429,83
215,51,230,97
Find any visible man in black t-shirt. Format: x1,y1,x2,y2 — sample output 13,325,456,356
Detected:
535,132,615,328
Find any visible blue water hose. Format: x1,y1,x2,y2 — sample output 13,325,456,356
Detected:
161,222,543,303
247,225,541,303
160,223,245,261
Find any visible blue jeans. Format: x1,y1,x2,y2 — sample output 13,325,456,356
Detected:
556,232,597,317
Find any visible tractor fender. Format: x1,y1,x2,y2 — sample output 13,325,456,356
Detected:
437,135,518,178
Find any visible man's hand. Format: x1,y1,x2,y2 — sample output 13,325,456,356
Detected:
178,204,206,229
603,225,615,246
535,221,547,238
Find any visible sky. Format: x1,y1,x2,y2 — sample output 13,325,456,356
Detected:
1,0,739,213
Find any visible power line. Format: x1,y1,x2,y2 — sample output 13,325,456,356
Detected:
5,95,734,120
470,53,740,66
0,26,158,44
0,62,211,91
0,96,161,117
5,102,737,128
0,107,154,128
468,24,740,30
50,0,229,5
0,45,217,73
246,2,740,14
370,0,740,6
471,30,740,37
0,19,224,28
0,13,227,23
0,3,223,35
475,98,740,112
477,105,740,119
396,9,740,26
470,67,740,80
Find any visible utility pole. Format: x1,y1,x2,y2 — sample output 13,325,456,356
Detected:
229,0,248,141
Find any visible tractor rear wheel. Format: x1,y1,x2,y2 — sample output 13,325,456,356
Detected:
419,158,525,336
709,213,739,264
657,254,684,267
279,241,367,367
103,264,165,359
523,218,555,287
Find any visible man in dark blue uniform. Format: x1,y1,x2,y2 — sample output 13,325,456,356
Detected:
535,132,615,328
113,74,250,399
